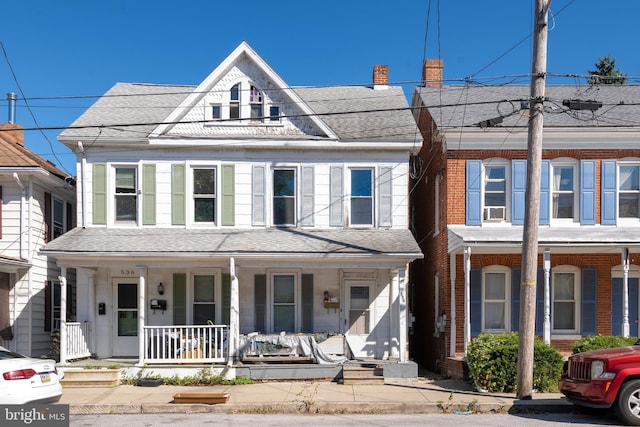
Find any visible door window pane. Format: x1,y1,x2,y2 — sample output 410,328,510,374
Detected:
349,286,370,334
117,283,137,336
193,275,215,324
273,275,295,332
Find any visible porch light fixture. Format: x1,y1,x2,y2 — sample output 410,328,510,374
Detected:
157,282,165,295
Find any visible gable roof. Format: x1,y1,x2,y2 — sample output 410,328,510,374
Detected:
414,84,640,130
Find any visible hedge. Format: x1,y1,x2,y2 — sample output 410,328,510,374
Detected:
571,335,638,354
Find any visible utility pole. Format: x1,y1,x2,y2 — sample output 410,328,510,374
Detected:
517,0,551,400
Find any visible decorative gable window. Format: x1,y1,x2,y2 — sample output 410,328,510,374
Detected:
193,168,216,223
211,104,221,120
115,167,137,222
269,106,281,122
229,84,240,120
250,85,263,121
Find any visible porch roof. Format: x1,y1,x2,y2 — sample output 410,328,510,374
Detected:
448,225,640,254
41,227,423,262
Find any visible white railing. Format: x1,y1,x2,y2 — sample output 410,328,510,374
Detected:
66,322,92,360
143,325,228,364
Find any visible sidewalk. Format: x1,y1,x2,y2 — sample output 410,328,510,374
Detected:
58,377,573,415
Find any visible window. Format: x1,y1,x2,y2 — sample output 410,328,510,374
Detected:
620,165,640,218
483,165,506,221
350,168,373,225
115,167,137,222
250,85,263,121
269,106,280,122
211,104,221,120
273,274,295,332
348,285,371,334
53,198,64,239
552,165,575,219
483,270,508,332
193,274,215,324
273,169,295,225
193,168,216,223
230,84,240,120
553,269,579,333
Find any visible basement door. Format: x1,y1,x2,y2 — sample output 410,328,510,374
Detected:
113,281,138,356
344,280,375,358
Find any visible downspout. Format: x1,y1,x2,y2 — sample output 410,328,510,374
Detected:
77,142,86,228
463,247,471,356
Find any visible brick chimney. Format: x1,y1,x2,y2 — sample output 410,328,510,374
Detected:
422,59,443,88
0,123,25,146
373,64,389,90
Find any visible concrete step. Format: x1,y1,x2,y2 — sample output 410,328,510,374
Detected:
342,365,384,385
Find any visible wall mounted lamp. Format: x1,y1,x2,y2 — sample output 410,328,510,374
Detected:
157,282,165,295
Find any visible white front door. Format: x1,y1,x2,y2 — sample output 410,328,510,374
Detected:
113,281,138,357
344,280,374,358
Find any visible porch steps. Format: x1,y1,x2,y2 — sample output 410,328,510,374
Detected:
59,368,121,387
342,363,384,385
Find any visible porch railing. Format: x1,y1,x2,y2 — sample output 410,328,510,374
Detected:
66,322,92,360
143,325,229,364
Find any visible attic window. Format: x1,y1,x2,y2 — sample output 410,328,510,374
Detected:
230,84,240,119
250,85,263,121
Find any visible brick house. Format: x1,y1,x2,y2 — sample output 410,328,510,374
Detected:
410,59,640,376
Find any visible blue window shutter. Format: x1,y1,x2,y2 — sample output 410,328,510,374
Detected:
611,278,639,337
511,268,521,332
580,160,596,225
535,269,545,335
539,161,550,224
466,161,482,225
470,268,482,336
581,268,597,336
512,160,527,225
601,160,617,225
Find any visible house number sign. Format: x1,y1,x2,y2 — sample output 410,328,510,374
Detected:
113,268,138,277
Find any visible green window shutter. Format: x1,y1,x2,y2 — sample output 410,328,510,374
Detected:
252,165,265,226
301,274,313,333
221,165,235,226
379,166,392,226
171,164,186,225
173,273,186,325
142,164,156,225
221,273,231,324
254,274,266,332
93,163,107,225
301,166,314,226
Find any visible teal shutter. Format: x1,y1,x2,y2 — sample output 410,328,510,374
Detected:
601,160,617,225
173,273,186,325
470,268,482,336
171,164,186,225
301,274,313,333
612,278,639,337
466,161,482,225
142,164,156,225
539,160,550,225
92,163,107,225
580,160,596,225
379,166,392,227
252,165,265,226
511,160,527,225
581,268,598,336
330,166,344,226
301,166,314,226
254,274,266,332
221,164,235,226
221,273,231,324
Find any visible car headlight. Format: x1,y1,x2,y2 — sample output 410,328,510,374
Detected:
591,360,616,380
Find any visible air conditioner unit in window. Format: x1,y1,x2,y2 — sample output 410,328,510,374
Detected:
483,206,506,221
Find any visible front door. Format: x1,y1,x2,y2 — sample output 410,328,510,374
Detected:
113,281,138,356
344,280,374,358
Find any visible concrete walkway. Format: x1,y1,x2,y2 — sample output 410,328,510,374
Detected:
59,377,573,415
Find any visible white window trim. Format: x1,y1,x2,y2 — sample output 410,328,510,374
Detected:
481,159,510,225
551,265,581,335
482,266,510,333
550,159,579,224
204,79,281,126
617,160,640,225
347,165,376,228
188,268,222,325
266,270,301,334
270,164,299,227
187,163,220,228
109,163,140,227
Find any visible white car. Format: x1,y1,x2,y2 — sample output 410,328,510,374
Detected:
0,345,62,404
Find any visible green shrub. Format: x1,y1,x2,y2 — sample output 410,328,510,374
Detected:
466,333,563,393
572,335,638,354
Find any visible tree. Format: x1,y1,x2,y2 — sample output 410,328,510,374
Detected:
588,55,627,84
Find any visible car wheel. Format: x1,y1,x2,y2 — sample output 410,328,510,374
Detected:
616,379,640,426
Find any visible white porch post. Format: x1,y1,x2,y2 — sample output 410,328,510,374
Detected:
623,248,630,337
228,257,239,367
398,266,408,362
449,252,456,357
389,268,400,359
543,249,551,345
87,270,96,355
463,246,471,355
137,266,147,366
58,268,68,364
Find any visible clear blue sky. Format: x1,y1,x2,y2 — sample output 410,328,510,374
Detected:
1,0,638,175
